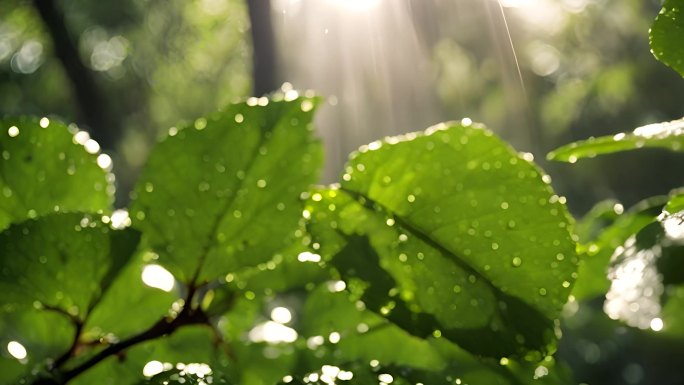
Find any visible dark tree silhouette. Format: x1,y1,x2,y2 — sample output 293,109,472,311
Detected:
32,0,120,150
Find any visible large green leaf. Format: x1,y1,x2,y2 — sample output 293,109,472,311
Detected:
547,117,684,162
307,121,577,359
650,0,684,77
130,95,323,284
0,117,113,231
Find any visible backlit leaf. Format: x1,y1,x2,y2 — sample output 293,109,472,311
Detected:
603,211,684,333
572,197,667,300
650,0,684,77
0,213,139,319
0,117,113,231
547,118,684,162
130,95,323,284
307,121,577,358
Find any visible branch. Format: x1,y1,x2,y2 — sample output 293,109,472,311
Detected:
33,287,209,385
59,306,209,383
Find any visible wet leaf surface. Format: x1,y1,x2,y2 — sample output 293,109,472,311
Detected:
650,0,684,77
130,96,323,284
547,118,684,162
0,117,113,231
307,121,577,358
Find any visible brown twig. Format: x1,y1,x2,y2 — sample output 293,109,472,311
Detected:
33,287,209,385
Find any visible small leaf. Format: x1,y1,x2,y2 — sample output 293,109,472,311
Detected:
130,96,323,284
307,121,577,358
650,0,684,77
547,118,684,162
603,211,684,332
572,197,667,300
300,284,447,372
664,189,684,214
0,117,113,231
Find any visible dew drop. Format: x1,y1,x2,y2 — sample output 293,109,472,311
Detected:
256,179,267,188
7,126,19,137
301,100,314,112
511,257,522,267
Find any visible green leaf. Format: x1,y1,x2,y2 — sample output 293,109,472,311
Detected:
0,212,140,320
130,96,323,284
572,197,667,300
650,0,684,77
603,211,684,333
573,199,621,244
307,121,577,359
665,189,684,214
547,117,684,162
0,117,113,231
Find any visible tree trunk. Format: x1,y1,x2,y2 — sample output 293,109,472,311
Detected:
32,0,119,150
246,0,280,96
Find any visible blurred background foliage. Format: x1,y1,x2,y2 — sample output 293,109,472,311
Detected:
2,0,684,384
